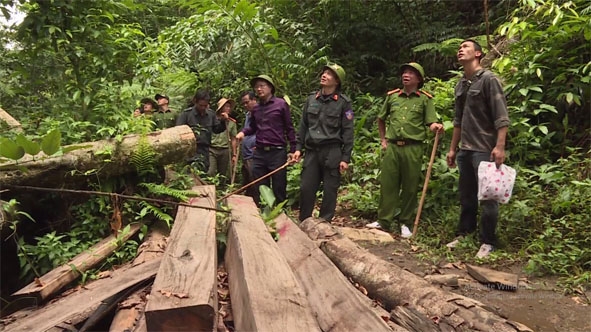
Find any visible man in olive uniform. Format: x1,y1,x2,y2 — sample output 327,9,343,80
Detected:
153,93,177,130
368,62,442,237
176,89,228,172
292,63,354,222
208,98,237,187
236,75,296,205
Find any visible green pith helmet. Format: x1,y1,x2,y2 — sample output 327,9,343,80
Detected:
400,62,425,88
250,74,275,94
323,63,346,86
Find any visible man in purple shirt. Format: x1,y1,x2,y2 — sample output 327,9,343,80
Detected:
236,75,296,205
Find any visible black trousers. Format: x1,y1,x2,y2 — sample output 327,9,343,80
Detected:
298,145,342,221
252,148,287,206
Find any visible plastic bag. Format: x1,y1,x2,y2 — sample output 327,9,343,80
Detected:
477,161,516,204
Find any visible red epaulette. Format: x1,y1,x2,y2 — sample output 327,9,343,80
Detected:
419,90,433,98
387,88,401,95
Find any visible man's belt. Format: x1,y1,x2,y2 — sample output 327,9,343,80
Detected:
256,145,285,151
388,139,420,146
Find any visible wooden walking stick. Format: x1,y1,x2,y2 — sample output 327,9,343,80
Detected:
217,160,291,202
412,130,440,238
230,142,241,185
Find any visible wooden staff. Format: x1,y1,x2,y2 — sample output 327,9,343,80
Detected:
412,130,440,238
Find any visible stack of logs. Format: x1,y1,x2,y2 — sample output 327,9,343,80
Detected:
1,186,533,332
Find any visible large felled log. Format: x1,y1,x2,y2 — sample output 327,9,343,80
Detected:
1,259,161,332
300,218,533,332
12,223,142,303
274,213,401,332
225,195,319,332
0,125,196,188
145,186,218,331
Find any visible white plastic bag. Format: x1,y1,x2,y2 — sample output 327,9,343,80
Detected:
477,161,516,204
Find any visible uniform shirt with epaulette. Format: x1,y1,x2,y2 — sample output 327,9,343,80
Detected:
296,91,354,163
378,88,437,142
210,118,237,149
175,107,226,147
453,69,510,152
152,109,177,130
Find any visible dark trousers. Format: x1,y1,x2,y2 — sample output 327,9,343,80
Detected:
252,148,287,205
241,158,255,197
456,150,499,245
299,145,341,222
190,145,210,173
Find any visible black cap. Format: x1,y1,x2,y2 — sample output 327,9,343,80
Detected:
155,94,169,101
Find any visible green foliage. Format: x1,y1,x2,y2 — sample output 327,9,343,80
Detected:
258,184,286,240
130,135,158,177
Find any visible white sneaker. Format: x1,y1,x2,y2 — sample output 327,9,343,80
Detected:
365,221,382,229
400,225,412,238
476,244,494,258
446,236,464,249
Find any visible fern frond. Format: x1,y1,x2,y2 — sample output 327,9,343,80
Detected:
139,201,174,227
130,136,157,176
138,182,198,202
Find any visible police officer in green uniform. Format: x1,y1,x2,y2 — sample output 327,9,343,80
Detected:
293,63,354,222
368,62,442,237
153,94,177,130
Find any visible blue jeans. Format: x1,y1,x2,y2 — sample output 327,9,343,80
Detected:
456,150,499,245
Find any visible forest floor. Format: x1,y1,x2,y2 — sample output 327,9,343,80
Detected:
326,210,591,332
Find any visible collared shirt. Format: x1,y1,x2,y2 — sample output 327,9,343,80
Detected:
152,109,177,130
241,96,296,153
211,118,237,149
241,111,256,160
378,89,437,142
453,69,510,152
176,107,226,148
296,91,354,163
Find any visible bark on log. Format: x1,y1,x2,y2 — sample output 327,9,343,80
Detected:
300,218,534,332
145,186,218,331
274,213,401,332
225,195,319,332
12,223,142,303
0,125,196,188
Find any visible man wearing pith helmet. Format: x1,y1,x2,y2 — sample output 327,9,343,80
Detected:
366,62,443,237
236,74,297,206
292,63,354,222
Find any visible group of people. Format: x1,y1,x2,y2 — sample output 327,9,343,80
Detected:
133,94,177,130
167,39,509,259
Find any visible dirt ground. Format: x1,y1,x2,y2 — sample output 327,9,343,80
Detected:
330,215,591,332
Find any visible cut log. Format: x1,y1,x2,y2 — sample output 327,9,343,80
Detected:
1,259,161,332
225,195,319,332
109,220,169,332
274,213,401,332
12,223,142,303
338,226,395,244
300,218,534,332
0,125,196,188
144,185,218,331
0,108,23,132
465,264,519,291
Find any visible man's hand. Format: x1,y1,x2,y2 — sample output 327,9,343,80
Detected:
429,123,444,133
446,150,457,168
490,146,506,167
219,112,229,120
292,151,301,163
235,132,245,141
339,161,349,173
